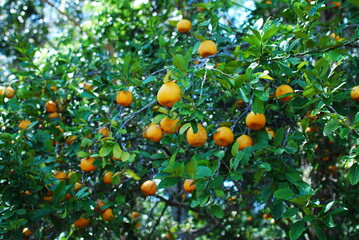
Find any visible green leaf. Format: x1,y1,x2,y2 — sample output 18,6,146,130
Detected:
211,205,224,218
179,123,191,135
195,166,212,179
285,140,298,154
282,208,299,218
142,76,156,85
349,164,359,185
252,97,264,114
231,142,239,157
289,221,307,240
231,151,243,171
52,181,67,203
273,128,285,147
77,151,88,158
234,74,249,89
186,158,198,179
124,169,140,180
158,177,181,189
273,187,294,200
121,152,130,162
349,0,359,7
113,143,122,159
313,223,327,240
323,119,339,136
99,143,113,157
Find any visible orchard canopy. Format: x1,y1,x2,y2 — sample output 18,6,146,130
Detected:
1,0,359,239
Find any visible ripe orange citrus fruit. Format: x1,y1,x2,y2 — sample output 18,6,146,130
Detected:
45,101,57,113
146,124,163,142
160,116,180,134
157,81,181,107
329,33,340,40
48,112,60,119
236,135,254,150
177,19,192,33
116,90,133,107
19,120,31,130
80,157,98,172
245,111,266,130
74,216,90,228
213,126,234,147
198,40,217,58
132,211,139,219
350,86,359,102
65,135,77,145
84,83,93,91
183,179,196,193
247,216,253,221
186,124,208,147
0,86,15,98
74,182,82,192
197,6,204,11
103,172,114,184
103,208,114,221
98,126,110,137
263,213,272,219
22,227,32,237
95,200,105,213
331,1,341,8
141,180,157,196
54,171,68,182
265,127,275,138
275,84,294,102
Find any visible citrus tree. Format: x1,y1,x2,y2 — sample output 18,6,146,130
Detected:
1,0,359,239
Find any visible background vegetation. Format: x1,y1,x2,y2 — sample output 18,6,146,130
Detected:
0,0,358,239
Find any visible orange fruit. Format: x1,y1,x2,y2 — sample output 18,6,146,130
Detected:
213,126,234,147
65,135,77,145
22,227,32,237
197,6,204,12
177,19,192,33
80,157,98,172
84,83,93,91
19,120,31,130
306,111,319,121
48,112,60,119
183,179,196,193
236,135,254,150
45,101,57,113
50,86,58,92
247,216,253,221
157,81,181,107
263,213,272,219
331,1,341,8
65,193,72,200
265,0,272,4
103,208,114,221
322,156,330,161
265,127,275,138
116,90,133,107
103,172,114,184
186,124,208,147
54,171,68,182
329,33,340,40
99,126,110,137
132,211,139,219
245,111,266,130
275,84,294,102
95,200,105,213
160,116,180,134
43,190,53,202
74,216,90,228
146,124,163,142
74,182,82,192
198,40,217,58
135,222,141,228
141,180,157,196
0,86,15,98
350,86,359,102
235,99,244,107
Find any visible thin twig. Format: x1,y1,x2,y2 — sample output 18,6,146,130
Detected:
120,100,157,129
267,38,359,61
42,0,83,30
149,203,168,237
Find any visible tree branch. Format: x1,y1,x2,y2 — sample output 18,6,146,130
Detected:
41,0,82,30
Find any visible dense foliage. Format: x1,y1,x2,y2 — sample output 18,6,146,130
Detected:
1,0,359,239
